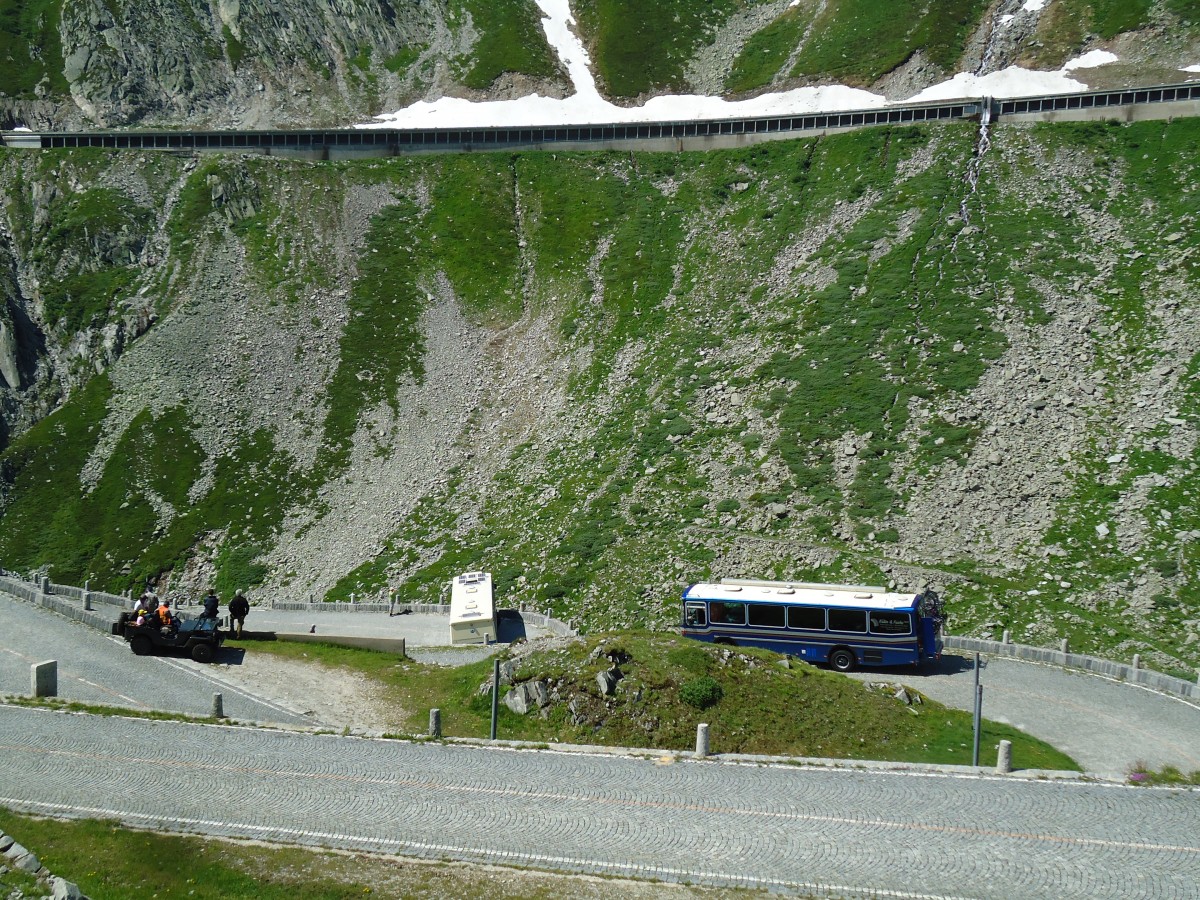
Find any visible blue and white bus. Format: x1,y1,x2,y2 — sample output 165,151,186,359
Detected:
681,578,943,672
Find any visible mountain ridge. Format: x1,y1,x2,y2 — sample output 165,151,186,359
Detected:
0,2,1198,679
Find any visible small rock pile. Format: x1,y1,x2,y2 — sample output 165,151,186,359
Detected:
0,828,87,899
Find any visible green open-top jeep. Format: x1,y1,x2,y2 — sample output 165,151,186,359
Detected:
113,612,224,663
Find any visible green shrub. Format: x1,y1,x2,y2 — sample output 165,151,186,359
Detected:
680,675,723,709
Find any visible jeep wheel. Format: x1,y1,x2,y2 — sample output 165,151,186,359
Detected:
191,642,215,663
130,635,153,656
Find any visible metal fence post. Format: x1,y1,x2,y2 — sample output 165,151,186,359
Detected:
972,653,982,767
490,658,500,740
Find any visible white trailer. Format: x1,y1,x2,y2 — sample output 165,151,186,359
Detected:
449,571,495,645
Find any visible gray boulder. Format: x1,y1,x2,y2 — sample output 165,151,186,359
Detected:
596,669,620,695
503,680,550,715
53,876,86,900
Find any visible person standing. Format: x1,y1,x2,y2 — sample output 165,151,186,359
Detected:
201,589,220,621
388,586,397,617
228,589,250,639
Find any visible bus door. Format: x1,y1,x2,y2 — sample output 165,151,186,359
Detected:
918,591,943,661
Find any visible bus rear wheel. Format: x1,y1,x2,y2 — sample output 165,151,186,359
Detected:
829,648,855,672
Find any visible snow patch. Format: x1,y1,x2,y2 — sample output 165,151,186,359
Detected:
1063,50,1119,70
1182,64,1200,73
905,66,1086,103
359,0,1103,130
1022,0,1048,11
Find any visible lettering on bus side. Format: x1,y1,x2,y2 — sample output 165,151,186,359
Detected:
869,611,912,635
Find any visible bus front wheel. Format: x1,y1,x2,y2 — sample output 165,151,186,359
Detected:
829,648,855,672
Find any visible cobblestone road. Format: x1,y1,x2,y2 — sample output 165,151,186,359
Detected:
0,594,311,725
1,706,1197,898
849,656,1200,780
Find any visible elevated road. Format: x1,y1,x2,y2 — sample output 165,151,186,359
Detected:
4,82,1198,158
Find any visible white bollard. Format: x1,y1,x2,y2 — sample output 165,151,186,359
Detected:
32,661,57,698
995,739,1012,774
695,723,710,759
1132,654,1141,670
1059,638,1068,654
1001,629,1011,644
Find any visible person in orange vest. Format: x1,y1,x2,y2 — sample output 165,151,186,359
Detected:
156,599,175,632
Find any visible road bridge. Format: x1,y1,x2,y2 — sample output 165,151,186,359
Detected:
3,82,1198,158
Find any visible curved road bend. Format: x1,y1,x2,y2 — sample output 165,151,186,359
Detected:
6,589,1200,778
1,706,1198,899
849,656,1200,781
0,593,311,726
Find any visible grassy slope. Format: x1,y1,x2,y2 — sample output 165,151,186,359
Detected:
0,808,734,900
0,0,66,98
231,634,1078,769
1024,0,1200,68
964,120,1200,667
451,0,562,89
788,0,989,85
572,0,768,97
1,119,1198,674
726,4,813,94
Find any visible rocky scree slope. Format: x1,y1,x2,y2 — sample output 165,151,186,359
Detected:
0,0,567,129
0,119,1198,678
2,0,1199,129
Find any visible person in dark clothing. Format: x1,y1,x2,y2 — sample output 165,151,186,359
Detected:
228,589,250,638
201,590,220,621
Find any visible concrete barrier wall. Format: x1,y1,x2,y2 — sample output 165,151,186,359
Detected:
944,635,1200,701
0,576,117,633
274,633,406,654
1,574,577,638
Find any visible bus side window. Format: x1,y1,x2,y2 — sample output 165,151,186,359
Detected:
685,604,707,627
828,609,867,633
710,602,746,625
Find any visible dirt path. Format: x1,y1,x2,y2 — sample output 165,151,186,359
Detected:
212,653,404,734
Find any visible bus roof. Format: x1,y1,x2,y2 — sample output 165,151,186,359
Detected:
684,581,918,611
450,571,494,624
